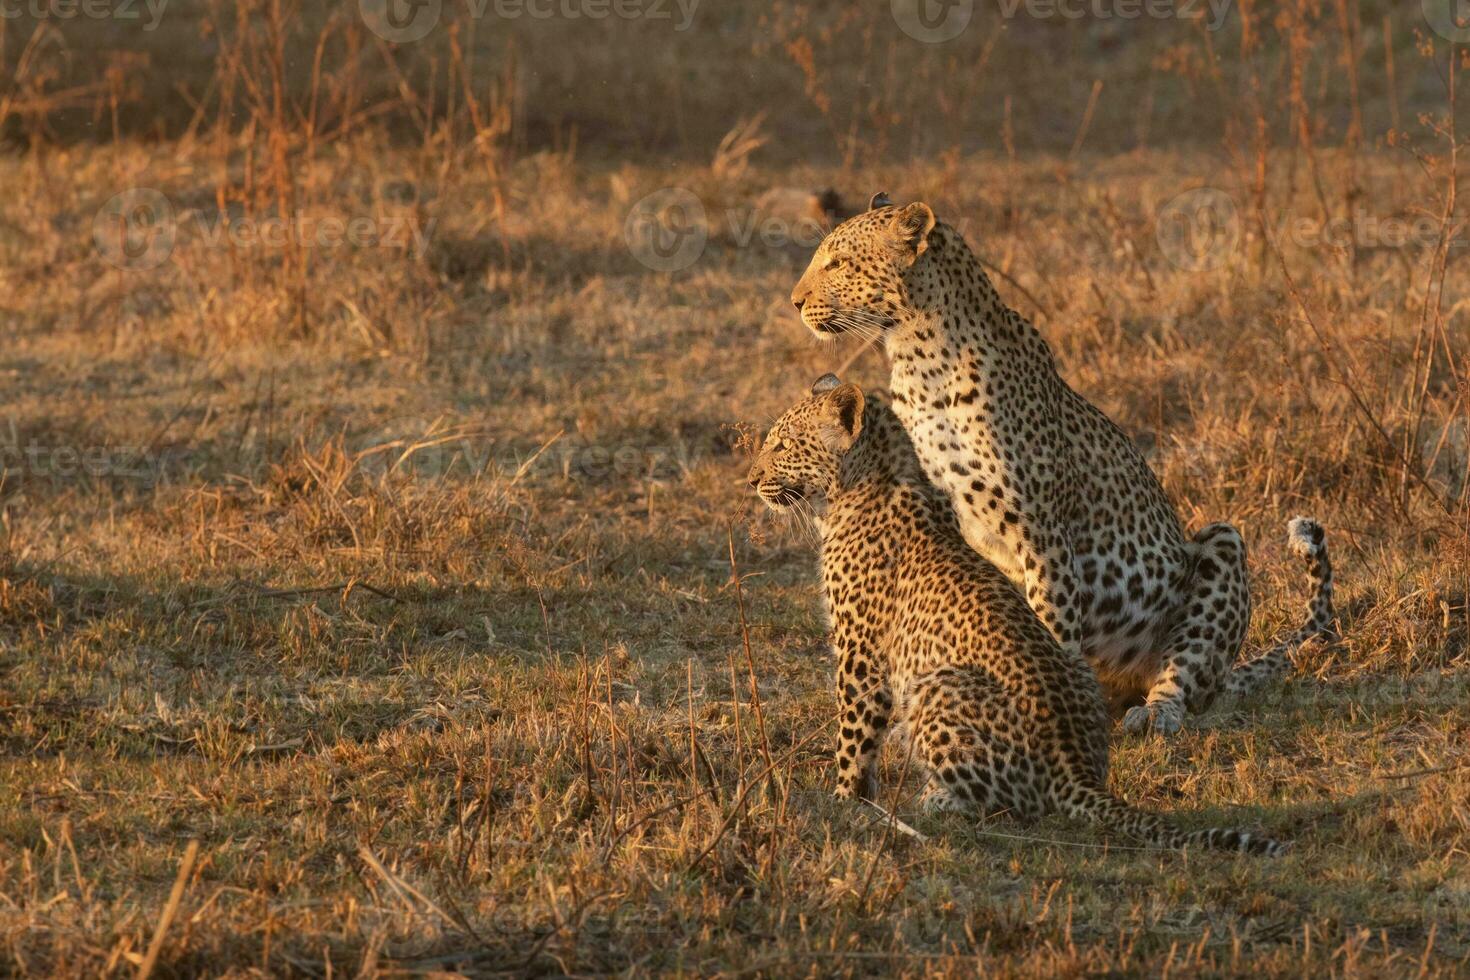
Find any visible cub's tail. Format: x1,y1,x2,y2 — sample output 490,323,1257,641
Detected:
1226,516,1339,698
1058,778,1287,857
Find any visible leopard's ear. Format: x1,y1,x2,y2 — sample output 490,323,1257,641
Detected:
821,383,865,454
868,191,892,211
889,202,936,263
810,373,842,395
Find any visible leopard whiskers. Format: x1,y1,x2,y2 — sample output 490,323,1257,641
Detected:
770,489,820,546
835,307,892,328
829,321,881,348
823,309,893,349
791,498,823,546
829,313,881,337
833,307,893,331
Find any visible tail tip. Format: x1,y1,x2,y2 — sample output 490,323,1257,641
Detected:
1240,832,1291,858
1286,516,1325,556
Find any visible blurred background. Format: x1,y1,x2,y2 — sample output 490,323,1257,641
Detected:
0,0,1454,161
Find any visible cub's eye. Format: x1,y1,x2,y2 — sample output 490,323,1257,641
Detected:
825,255,848,271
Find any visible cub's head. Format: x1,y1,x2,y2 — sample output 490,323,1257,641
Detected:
747,374,866,512
789,192,937,340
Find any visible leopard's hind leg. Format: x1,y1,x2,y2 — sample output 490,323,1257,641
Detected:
1123,522,1250,736
905,667,1048,820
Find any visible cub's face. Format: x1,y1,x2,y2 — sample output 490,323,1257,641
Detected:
789,200,936,340
747,377,865,513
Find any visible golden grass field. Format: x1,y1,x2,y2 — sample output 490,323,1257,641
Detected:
0,0,1468,975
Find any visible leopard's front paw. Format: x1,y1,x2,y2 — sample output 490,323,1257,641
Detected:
1122,702,1183,736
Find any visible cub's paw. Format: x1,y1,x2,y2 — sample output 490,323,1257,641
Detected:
1122,702,1183,736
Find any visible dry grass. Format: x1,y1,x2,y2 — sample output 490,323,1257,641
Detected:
0,1,1468,976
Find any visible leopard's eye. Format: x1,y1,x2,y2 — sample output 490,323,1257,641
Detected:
826,255,848,271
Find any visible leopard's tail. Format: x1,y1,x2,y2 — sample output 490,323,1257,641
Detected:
1225,516,1339,698
1057,776,1288,857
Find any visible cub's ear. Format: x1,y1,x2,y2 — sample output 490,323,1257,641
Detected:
820,383,865,453
889,202,936,264
868,191,893,211
810,373,842,395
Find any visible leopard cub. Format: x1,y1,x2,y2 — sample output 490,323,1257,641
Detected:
748,375,1284,854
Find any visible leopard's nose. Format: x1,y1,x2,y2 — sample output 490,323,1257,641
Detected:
747,474,760,490
791,283,807,312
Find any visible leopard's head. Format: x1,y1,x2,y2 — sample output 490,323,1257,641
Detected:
747,374,866,513
789,192,937,341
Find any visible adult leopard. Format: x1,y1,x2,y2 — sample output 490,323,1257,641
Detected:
788,193,1337,735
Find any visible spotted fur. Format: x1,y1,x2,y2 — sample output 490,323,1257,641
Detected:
747,378,1285,854
789,197,1339,735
